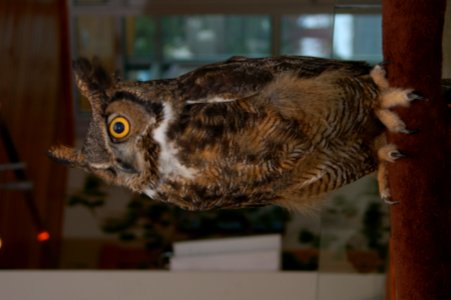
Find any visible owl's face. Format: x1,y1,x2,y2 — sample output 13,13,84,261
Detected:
49,58,170,192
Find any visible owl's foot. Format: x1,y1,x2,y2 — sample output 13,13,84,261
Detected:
374,98,421,134
377,144,405,204
370,66,422,134
379,89,425,109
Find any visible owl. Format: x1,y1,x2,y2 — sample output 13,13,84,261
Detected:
49,56,419,211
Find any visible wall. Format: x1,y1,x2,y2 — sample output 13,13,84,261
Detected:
0,0,73,268
0,271,386,300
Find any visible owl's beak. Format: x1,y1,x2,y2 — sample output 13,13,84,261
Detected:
115,158,138,174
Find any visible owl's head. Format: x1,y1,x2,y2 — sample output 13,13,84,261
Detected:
49,58,174,192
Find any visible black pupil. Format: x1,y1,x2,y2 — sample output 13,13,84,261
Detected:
113,121,125,134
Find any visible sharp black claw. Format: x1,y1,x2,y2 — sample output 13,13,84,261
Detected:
389,150,406,159
408,92,427,101
402,128,420,135
383,197,400,205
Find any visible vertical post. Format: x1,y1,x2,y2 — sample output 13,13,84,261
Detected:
382,0,451,299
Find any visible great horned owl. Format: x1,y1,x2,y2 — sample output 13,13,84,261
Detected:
49,56,418,211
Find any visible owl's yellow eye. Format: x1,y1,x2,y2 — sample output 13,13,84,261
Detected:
108,116,130,140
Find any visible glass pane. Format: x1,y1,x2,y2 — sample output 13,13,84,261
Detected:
125,16,157,59
281,15,334,58
124,15,271,80
333,13,382,62
161,15,271,61
74,16,117,111
75,16,116,59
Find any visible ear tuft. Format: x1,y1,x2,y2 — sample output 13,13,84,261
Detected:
48,145,86,167
73,57,112,98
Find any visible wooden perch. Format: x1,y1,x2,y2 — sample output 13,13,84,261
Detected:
382,0,451,299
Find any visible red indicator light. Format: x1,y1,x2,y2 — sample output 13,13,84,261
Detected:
37,231,50,242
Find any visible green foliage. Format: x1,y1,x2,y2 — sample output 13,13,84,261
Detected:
363,202,384,249
68,175,287,246
67,175,106,211
130,17,156,58
298,229,320,247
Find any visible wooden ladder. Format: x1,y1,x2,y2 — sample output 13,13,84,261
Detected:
0,116,49,242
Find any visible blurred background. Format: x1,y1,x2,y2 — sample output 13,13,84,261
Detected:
1,2,449,298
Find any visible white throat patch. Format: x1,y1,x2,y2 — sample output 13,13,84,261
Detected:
186,96,237,104
152,103,196,179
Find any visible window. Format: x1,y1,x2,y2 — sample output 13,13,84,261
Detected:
124,15,271,80
67,1,388,280
71,1,382,84
281,15,334,57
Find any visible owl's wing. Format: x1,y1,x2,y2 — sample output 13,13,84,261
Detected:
169,98,312,209
177,56,373,103
170,56,379,210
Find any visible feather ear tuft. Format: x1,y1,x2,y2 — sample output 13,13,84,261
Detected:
48,145,86,168
72,57,112,99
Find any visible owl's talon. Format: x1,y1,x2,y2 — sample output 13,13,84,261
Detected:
389,150,406,160
407,92,426,102
383,197,400,205
401,128,420,135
